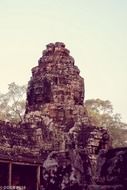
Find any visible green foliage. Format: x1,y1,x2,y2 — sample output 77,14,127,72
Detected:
0,82,26,123
85,99,127,147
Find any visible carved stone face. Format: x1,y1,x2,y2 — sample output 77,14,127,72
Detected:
26,42,85,111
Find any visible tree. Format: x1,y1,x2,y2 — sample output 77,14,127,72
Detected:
0,82,26,123
85,99,127,147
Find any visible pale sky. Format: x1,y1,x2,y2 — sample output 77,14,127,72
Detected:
0,0,127,122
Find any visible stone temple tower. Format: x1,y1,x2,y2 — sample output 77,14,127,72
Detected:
26,42,85,110
24,42,109,153
25,42,89,130
0,42,112,190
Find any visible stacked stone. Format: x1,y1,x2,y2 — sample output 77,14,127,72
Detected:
26,42,84,108
89,147,127,190
25,42,87,126
22,43,112,188
24,42,91,152
0,121,41,162
24,42,112,155
0,42,113,188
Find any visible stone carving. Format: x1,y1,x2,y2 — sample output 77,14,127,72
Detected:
0,42,116,189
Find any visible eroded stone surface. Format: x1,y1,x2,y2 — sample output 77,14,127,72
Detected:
25,42,87,134
95,147,127,189
24,42,110,153
26,42,84,111
0,42,113,189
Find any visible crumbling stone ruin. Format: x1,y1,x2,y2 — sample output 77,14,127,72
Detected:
88,147,127,190
0,42,126,190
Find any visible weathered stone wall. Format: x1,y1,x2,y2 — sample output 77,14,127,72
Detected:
98,147,127,189
0,120,42,163
26,42,84,112
25,42,88,134
0,42,115,189
24,42,108,152
88,147,127,190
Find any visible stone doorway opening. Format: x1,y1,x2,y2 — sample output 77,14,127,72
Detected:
12,164,37,190
0,163,8,186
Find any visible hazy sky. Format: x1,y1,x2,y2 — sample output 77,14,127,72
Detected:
0,0,127,122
